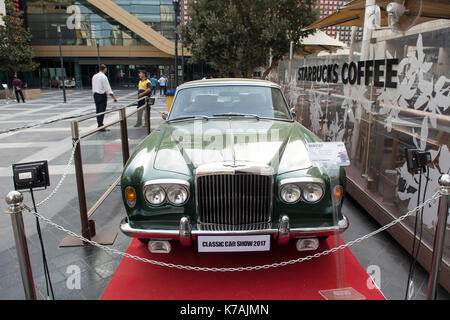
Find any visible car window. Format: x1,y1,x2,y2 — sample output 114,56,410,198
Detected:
169,85,291,120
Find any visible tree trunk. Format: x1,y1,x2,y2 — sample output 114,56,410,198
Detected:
216,62,227,78
246,56,254,78
233,62,241,78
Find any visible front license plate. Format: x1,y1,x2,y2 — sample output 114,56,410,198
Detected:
197,235,271,252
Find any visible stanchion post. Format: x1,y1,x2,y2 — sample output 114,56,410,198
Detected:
145,97,151,135
426,174,450,300
71,121,90,241
119,108,130,165
5,191,37,300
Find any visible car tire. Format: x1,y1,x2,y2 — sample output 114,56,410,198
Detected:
138,238,150,244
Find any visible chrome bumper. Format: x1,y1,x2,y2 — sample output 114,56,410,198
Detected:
120,215,349,246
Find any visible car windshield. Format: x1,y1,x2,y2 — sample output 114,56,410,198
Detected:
168,85,292,121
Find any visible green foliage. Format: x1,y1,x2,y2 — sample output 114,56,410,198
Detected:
181,0,317,79
0,0,38,73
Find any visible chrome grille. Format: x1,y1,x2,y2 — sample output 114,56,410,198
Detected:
196,173,273,229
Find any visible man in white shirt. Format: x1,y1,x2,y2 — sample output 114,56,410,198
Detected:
92,64,117,131
158,75,168,95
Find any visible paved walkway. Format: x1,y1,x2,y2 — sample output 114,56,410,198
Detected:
0,89,447,300
0,89,166,299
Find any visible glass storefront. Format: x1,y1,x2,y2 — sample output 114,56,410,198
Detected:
25,0,176,46
277,21,450,291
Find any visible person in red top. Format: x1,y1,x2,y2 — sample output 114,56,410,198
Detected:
12,74,25,103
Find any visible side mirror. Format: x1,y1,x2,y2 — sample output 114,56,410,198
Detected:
290,107,296,116
162,111,168,120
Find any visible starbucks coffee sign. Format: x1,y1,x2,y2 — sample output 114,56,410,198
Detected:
297,59,399,88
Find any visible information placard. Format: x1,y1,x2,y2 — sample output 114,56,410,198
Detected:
306,142,350,166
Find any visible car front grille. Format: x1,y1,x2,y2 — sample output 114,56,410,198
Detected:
196,173,273,230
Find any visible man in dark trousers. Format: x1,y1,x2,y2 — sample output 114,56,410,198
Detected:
12,74,25,103
135,70,152,127
92,64,117,132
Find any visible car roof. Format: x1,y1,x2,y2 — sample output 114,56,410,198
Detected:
177,78,281,90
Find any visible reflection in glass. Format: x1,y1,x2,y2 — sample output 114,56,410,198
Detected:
26,0,176,46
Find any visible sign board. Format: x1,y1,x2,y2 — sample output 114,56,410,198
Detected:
319,287,366,300
307,142,350,167
198,235,270,252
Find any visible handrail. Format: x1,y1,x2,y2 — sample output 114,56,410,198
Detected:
297,87,450,125
64,95,156,246
76,96,149,123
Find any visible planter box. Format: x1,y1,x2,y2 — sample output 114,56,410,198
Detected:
0,88,41,100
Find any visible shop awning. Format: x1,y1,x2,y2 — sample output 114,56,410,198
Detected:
296,30,347,56
305,0,450,30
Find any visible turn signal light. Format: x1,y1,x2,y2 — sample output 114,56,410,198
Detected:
125,186,136,207
333,185,344,202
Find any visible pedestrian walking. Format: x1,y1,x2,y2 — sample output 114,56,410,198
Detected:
12,74,25,103
92,64,117,132
135,70,152,127
150,75,158,96
158,75,167,95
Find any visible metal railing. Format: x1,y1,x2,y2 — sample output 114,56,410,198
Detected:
61,96,155,246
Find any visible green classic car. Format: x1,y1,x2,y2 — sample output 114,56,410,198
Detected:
120,79,348,253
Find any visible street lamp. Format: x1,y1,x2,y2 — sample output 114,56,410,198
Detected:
96,39,101,68
181,34,185,82
91,26,101,68
173,0,180,88
52,24,67,103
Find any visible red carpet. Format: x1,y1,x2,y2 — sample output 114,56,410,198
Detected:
101,236,385,300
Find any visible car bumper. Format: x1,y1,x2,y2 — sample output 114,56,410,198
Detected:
120,214,349,246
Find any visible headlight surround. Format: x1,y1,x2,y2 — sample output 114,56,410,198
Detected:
167,185,189,206
280,184,302,204
302,183,324,203
142,180,190,206
144,185,166,206
278,178,326,204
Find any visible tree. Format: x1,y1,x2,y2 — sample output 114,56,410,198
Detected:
0,0,38,74
181,0,317,79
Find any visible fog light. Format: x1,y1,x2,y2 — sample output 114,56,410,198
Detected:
296,238,319,251
148,240,171,253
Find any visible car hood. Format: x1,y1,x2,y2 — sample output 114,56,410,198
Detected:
152,118,313,176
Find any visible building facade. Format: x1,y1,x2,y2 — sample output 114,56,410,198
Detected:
315,0,363,44
8,0,189,88
0,0,5,26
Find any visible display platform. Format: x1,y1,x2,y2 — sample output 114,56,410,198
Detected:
101,236,385,300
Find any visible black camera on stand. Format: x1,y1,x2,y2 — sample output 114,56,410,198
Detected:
405,149,432,175
11,160,54,299
12,161,50,191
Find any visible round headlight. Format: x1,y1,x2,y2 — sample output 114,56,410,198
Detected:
167,185,189,206
280,184,302,203
144,185,166,205
302,183,324,203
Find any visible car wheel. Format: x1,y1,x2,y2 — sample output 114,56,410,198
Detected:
138,238,149,244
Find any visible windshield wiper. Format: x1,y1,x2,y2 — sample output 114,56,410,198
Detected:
168,115,210,122
212,113,260,120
